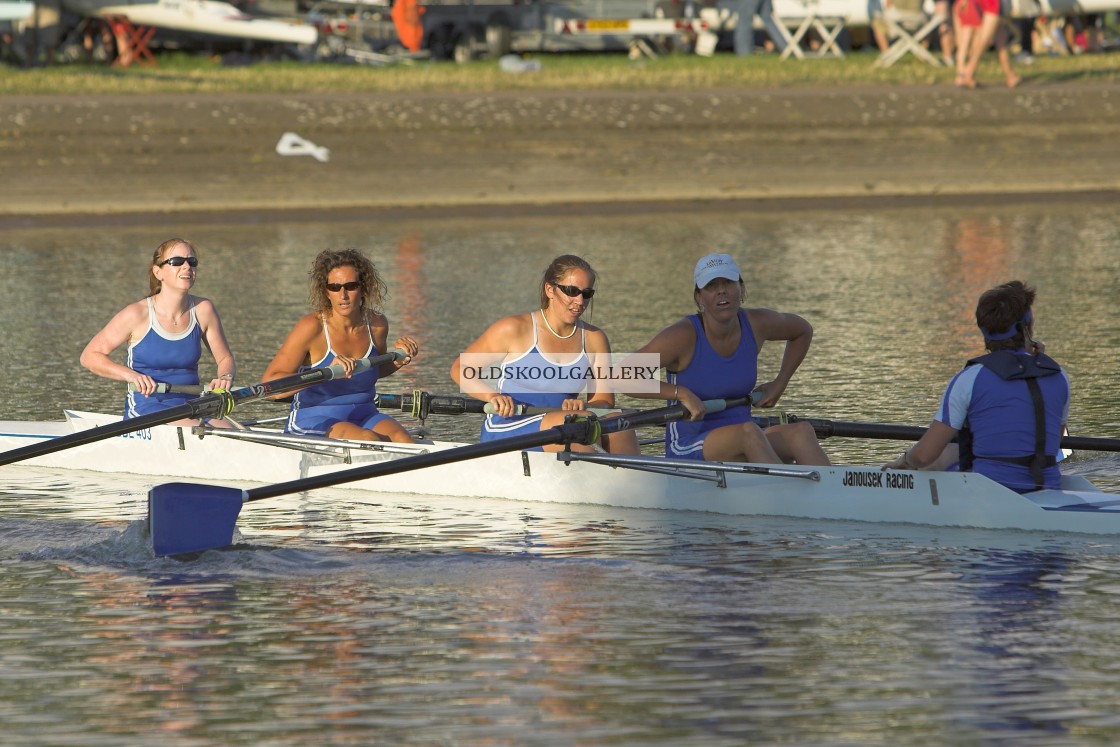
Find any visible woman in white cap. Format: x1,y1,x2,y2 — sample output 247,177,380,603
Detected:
628,252,830,465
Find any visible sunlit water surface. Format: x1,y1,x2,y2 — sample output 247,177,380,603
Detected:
2,203,1120,745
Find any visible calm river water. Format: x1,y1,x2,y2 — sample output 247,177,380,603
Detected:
2,201,1120,745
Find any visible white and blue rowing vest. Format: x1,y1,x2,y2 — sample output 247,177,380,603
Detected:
480,312,589,444
666,310,757,459
125,296,202,419
286,315,389,436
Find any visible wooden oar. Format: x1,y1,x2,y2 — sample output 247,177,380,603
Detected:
756,415,1120,453
0,350,404,467
147,396,750,556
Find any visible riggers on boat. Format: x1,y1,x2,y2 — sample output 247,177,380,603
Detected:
1,409,1118,539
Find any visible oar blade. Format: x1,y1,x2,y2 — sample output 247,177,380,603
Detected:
148,483,245,556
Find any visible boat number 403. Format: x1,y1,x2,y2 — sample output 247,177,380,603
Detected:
841,470,915,490
120,428,153,441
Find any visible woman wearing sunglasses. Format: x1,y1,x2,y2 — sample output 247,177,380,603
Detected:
81,238,237,422
450,254,637,455
263,248,419,443
625,252,829,466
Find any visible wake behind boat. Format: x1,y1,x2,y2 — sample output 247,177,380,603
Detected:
2,408,1119,539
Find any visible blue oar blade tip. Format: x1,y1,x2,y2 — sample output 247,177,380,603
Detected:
148,483,245,556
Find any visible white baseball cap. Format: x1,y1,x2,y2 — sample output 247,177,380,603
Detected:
693,253,741,289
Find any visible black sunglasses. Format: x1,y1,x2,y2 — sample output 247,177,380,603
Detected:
326,281,361,292
553,283,596,300
159,256,198,268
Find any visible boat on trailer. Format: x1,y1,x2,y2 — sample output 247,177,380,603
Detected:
2,410,1119,536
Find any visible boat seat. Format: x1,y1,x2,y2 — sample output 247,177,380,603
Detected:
874,2,946,68
103,15,156,68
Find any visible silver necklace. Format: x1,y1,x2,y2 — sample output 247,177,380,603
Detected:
162,307,187,327
540,311,577,340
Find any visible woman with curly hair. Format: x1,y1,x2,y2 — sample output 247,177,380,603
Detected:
263,248,419,443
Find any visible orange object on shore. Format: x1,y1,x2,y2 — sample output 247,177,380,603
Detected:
105,16,156,67
391,0,425,52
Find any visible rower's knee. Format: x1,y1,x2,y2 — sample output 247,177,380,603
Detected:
739,420,769,443
377,421,415,444
787,421,817,440
329,423,373,441
758,421,828,465
606,428,639,455
738,421,781,463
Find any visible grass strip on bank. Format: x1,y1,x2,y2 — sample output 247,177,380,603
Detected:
1,50,1118,95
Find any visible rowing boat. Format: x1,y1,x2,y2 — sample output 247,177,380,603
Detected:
2,409,1118,536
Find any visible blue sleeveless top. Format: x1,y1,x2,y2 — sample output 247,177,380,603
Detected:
665,310,758,459
480,311,590,442
286,315,386,436
124,296,202,418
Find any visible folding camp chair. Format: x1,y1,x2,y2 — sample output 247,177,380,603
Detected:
774,9,846,59
874,0,945,67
